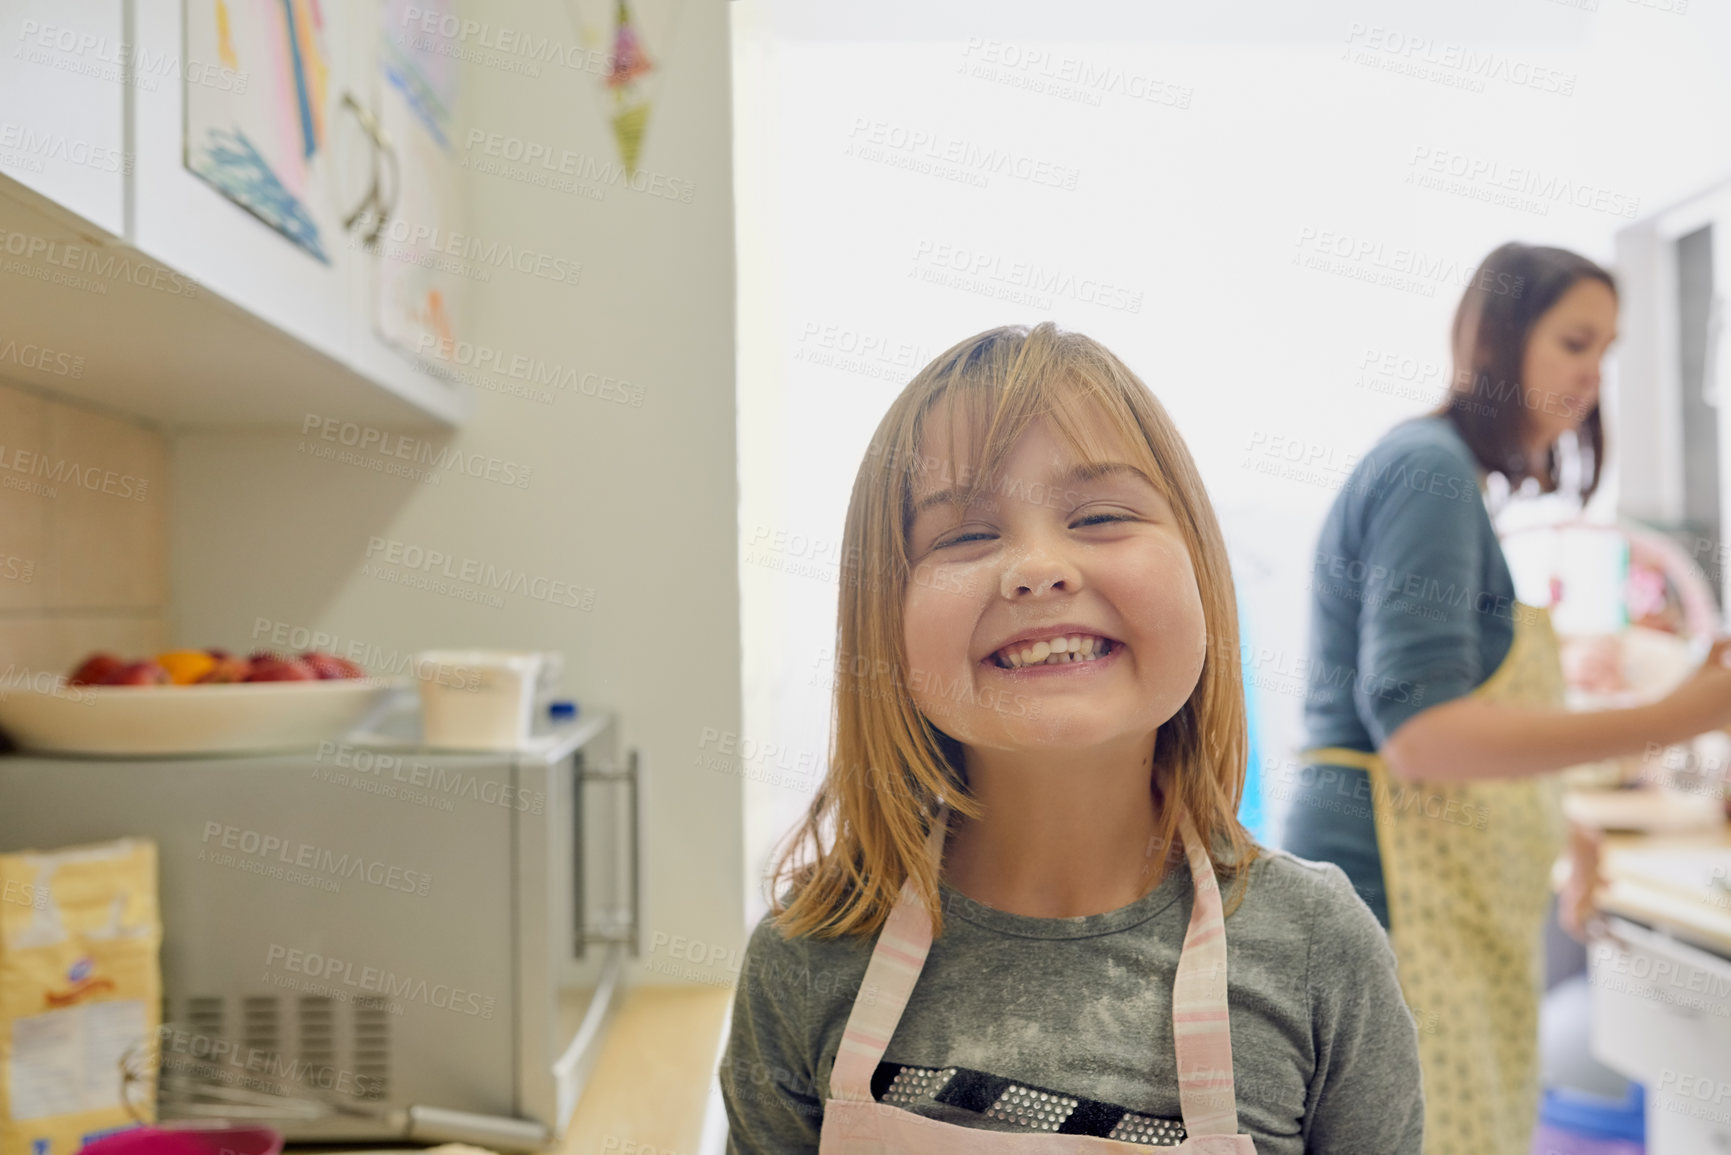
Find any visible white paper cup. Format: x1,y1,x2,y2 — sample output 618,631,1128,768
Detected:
414,650,545,750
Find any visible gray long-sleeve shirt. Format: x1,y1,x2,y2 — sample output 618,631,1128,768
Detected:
719,844,1424,1153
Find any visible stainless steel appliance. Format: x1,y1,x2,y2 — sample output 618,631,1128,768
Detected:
0,709,640,1149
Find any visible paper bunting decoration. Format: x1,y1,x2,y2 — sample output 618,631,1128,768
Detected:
606,0,653,173
567,0,686,175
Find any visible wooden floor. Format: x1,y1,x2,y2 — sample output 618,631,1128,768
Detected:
559,985,735,1155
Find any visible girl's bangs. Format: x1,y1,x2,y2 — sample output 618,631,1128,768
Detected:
905,366,1174,543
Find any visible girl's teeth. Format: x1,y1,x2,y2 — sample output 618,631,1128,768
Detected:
996,635,1112,668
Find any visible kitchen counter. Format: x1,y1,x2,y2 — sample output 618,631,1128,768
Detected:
560,984,734,1155
1561,787,1731,954
1593,828,1731,953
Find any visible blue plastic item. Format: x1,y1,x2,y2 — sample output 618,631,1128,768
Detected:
548,699,578,721
1236,594,1269,843
1528,1083,1645,1155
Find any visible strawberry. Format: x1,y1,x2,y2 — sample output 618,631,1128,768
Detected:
68,652,126,686
299,651,365,679
243,656,317,682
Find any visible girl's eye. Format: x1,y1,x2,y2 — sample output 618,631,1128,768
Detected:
1563,337,1589,353
935,513,1127,549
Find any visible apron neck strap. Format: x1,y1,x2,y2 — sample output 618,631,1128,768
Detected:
827,806,951,1101
1171,805,1240,1136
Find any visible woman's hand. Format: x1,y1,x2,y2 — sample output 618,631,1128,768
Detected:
1559,819,1605,944
1561,634,1627,694
1656,636,1731,738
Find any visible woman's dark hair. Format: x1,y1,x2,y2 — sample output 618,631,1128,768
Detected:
1434,242,1616,500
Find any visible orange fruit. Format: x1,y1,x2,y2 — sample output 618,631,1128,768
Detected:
155,649,217,686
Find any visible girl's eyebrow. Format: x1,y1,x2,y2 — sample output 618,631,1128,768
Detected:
910,461,1158,520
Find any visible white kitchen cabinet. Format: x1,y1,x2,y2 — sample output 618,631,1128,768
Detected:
130,0,467,425
1589,916,1731,1153
0,1,127,237
0,0,470,428
128,0,363,382
327,0,472,410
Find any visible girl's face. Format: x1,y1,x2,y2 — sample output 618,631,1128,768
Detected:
900,405,1208,756
1521,277,1618,449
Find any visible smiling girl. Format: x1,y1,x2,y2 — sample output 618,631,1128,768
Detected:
719,322,1425,1153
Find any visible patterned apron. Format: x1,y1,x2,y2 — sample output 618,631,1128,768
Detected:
817,803,1258,1154
1303,601,1568,1155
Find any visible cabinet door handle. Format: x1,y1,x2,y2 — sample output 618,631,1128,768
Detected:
339,91,398,247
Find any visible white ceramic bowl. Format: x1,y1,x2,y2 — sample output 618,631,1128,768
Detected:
0,677,410,757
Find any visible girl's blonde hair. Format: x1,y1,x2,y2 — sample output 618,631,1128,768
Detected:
765,321,1258,942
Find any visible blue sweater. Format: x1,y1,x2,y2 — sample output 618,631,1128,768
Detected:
1279,416,1516,927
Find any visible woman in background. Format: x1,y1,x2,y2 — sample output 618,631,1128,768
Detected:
1281,242,1731,1155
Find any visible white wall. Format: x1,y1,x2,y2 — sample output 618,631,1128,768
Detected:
734,0,1731,929
170,0,741,985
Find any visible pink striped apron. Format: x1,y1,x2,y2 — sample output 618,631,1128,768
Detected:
819,804,1257,1153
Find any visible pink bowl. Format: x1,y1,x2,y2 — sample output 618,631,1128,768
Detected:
77,1126,283,1155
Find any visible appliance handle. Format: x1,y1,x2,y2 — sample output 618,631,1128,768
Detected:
577,746,642,956
627,746,640,956
1704,291,1724,408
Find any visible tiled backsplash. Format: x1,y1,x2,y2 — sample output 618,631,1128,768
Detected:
0,380,168,681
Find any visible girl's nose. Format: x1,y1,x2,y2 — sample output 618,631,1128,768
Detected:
1001,552,1074,599
1005,574,1066,597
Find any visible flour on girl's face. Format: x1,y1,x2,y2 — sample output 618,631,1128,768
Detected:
900,411,1208,759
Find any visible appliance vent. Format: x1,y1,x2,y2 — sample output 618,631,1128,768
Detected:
163,994,390,1102
186,995,224,1039
297,996,336,1070
149,995,230,1105
353,1001,391,1095
241,996,279,1055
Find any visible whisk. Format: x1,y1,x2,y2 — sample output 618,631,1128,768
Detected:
120,1022,553,1151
